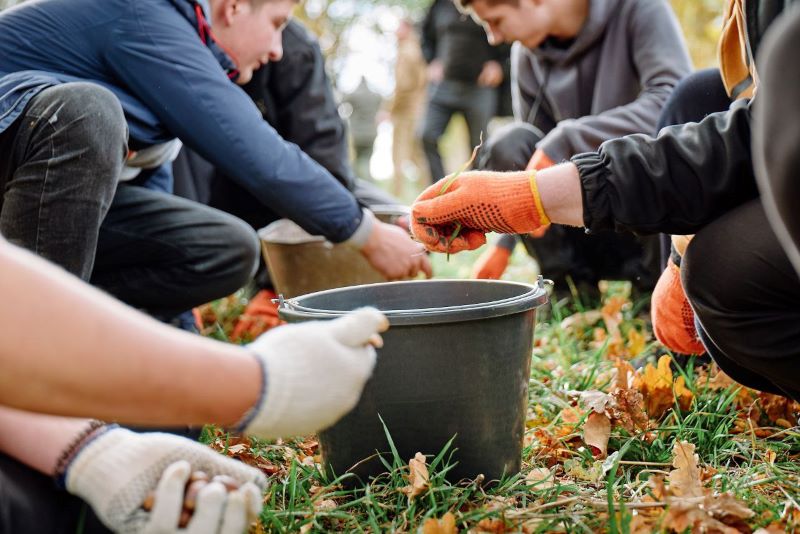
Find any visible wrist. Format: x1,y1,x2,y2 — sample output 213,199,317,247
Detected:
345,208,376,249
234,351,269,433
55,421,116,489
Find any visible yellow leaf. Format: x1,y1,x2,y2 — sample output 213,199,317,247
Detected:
422,512,457,534
583,412,611,458
675,375,694,411
400,452,429,501
668,441,704,497
626,328,646,357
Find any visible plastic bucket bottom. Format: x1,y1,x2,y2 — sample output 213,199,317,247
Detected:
279,279,548,484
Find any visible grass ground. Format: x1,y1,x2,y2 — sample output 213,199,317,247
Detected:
198,245,800,533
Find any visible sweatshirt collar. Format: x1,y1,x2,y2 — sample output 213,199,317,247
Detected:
533,0,614,65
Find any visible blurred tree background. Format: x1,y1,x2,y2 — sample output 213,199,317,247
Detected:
296,0,724,91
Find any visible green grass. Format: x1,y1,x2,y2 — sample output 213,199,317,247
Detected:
202,245,800,533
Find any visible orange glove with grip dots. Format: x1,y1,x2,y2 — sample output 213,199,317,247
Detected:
651,258,706,356
411,171,550,254
526,149,555,172
471,245,512,279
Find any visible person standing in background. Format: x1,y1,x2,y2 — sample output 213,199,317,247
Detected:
420,0,510,184
385,18,428,198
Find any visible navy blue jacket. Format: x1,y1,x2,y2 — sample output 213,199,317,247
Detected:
0,0,363,242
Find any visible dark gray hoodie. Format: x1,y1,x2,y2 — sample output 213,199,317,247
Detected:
511,0,692,162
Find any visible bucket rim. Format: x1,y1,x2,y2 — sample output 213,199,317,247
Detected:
278,278,549,326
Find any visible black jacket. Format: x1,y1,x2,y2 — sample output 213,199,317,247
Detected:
573,0,793,235
244,20,356,191
421,0,509,83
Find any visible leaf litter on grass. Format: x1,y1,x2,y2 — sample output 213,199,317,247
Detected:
197,282,800,533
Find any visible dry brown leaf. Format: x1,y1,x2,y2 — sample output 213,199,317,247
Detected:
475,518,510,532
400,452,429,501
674,376,694,411
667,441,704,498
754,523,788,533
525,467,555,489
580,390,611,414
615,358,637,390
422,512,457,534
759,392,800,426
664,493,754,534
583,412,611,458
607,386,649,433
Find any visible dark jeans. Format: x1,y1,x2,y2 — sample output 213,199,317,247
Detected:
0,454,109,534
0,83,260,319
172,146,401,291
420,80,497,183
684,199,800,401
0,83,126,280
480,122,660,293
92,184,260,319
655,68,732,269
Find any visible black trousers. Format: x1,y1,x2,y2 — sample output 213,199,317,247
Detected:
684,199,800,401
0,454,108,534
479,122,661,293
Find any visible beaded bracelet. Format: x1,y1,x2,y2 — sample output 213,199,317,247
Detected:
53,420,111,489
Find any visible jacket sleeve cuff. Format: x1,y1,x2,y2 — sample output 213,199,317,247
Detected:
344,208,375,249
571,151,615,234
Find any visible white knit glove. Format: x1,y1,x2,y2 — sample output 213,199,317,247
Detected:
65,428,266,534
240,307,388,439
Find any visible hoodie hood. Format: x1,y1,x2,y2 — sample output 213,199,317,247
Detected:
533,0,616,65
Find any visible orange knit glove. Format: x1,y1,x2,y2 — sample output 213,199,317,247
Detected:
526,149,555,171
231,289,284,342
411,171,550,253
651,259,706,355
471,245,512,279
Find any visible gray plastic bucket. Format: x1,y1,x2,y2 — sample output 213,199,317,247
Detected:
279,278,548,484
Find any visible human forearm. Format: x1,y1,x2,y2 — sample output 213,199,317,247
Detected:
0,239,259,427
0,408,91,475
576,102,758,235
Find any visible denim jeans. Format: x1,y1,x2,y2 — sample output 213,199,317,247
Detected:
0,82,261,319
92,184,260,319
0,82,126,280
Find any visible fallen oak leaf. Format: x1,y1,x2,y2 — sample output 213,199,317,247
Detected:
583,412,611,458
400,452,429,501
525,467,555,490
422,512,457,534
667,441,704,498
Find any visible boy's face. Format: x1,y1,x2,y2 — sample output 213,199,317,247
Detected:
212,0,294,85
470,0,551,49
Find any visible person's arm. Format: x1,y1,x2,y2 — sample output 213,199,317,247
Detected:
411,102,757,251
0,238,387,437
0,409,265,533
104,7,361,244
257,20,355,191
537,0,693,162
420,1,438,65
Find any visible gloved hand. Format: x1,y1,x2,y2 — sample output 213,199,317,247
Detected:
471,244,512,279
240,308,388,439
65,428,266,534
411,171,550,253
526,148,555,171
231,289,283,342
651,239,706,355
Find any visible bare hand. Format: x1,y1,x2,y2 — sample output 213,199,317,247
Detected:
361,221,433,280
477,61,504,88
427,60,444,84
